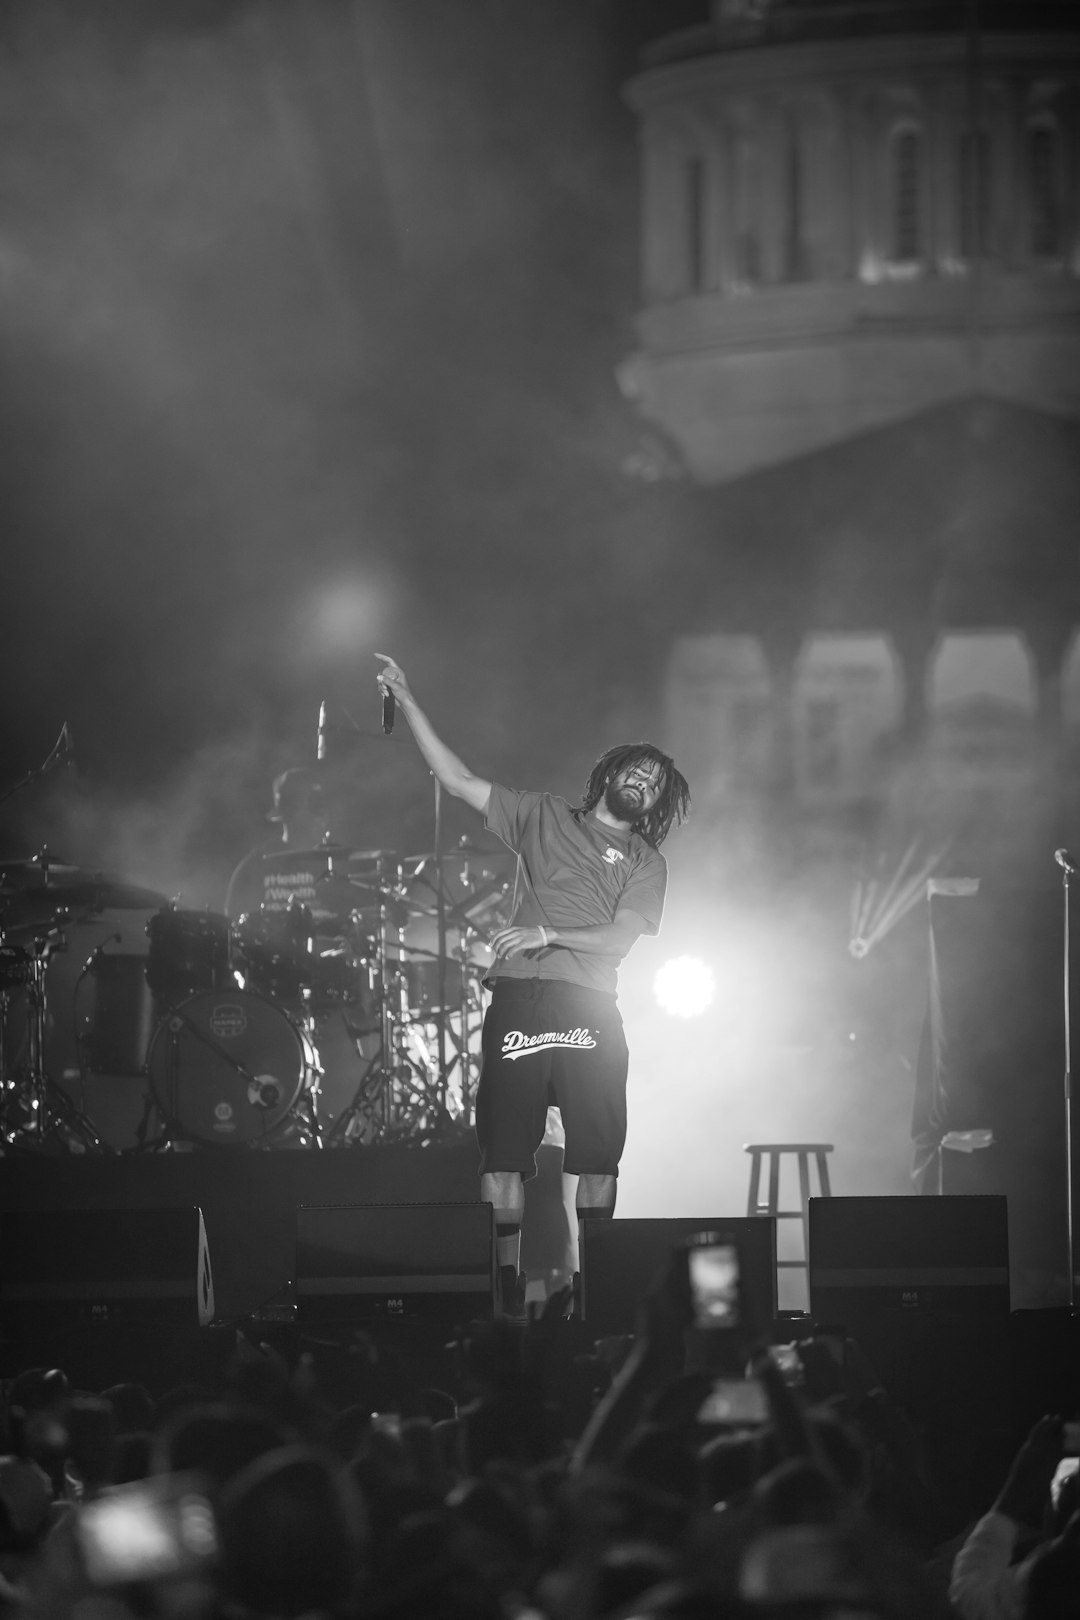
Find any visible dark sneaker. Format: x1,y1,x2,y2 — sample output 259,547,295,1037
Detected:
498,1265,528,1320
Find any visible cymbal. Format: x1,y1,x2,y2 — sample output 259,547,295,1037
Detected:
0,855,85,888
1,876,169,916
264,845,399,868
257,843,349,863
405,844,509,867
315,874,399,901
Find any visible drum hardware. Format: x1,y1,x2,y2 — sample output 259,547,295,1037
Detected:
0,922,111,1154
233,900,316,1005
1,853,169,921
0,940,33,992
0,726,74,818
315,850,464,1146
0,812,511,1153
312,813,510,1147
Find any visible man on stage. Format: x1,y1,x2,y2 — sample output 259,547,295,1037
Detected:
375,653,690,1315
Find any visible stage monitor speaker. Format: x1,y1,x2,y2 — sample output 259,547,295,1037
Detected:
0,1207,215,1327
808,1195,1010,1324
808,1195,1010,1426
578,1216,777,1337
294,1202,494,1322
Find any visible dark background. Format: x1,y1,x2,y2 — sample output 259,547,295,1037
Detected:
0,0,679,899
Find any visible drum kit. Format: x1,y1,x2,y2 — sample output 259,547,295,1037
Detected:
0,841,513,1154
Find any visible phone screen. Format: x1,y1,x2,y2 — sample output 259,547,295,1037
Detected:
1052,1457,1080,1507
687,1240,741,1331
696,1377,768,1426
76,1476,217,1586
767,1342,804,1385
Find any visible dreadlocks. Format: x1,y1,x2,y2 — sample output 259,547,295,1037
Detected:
575,742,691,850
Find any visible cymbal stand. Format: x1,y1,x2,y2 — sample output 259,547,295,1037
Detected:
433,777,450,1112
0,984,14,1141
452,927,487,1127
0,724,71,812
337,855,422,1141
1,927,107,1152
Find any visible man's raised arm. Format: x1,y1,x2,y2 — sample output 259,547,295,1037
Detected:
375,654,491,815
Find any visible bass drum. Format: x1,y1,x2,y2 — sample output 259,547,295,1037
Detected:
147,989,315,1146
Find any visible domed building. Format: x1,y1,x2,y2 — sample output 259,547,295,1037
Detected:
618,0,1080,882
612,1,1080,1301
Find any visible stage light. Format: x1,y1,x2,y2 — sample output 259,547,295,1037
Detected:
653,955,715,1019
312,577,386,650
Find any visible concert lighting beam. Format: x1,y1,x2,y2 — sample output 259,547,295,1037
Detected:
848,840,949,957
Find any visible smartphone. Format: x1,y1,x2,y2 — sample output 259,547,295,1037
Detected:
696,1376,769,1426
767,1342,804,1386
76,1475,218,1587
1052,1457,1080,1508
686,1239,741,1332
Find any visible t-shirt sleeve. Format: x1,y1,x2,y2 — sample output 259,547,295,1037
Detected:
618,850,667,936
485,782,543,852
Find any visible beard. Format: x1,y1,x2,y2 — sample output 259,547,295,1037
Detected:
604,782,649,824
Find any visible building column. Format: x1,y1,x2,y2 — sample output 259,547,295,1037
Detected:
1026,620,1075,740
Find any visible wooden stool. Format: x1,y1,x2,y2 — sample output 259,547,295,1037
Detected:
744,1142,833,1303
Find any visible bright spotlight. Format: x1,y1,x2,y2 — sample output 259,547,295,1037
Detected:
313,578,387,650
653,955,715,1019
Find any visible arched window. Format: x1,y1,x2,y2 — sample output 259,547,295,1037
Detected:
1028,120,1062,259
889,125,923,265
959,128,992,260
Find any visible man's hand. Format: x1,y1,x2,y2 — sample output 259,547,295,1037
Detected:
994,1413,1064,1528
375,653,414,707
372,654,492,813
490,924,548,960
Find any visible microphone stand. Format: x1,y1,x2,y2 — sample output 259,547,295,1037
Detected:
0,725,71,810
432,776,449,1113
1062,861,1075,1302
1056,849,1077,1310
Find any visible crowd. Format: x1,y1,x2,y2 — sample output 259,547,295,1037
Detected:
1,1246,1079,1620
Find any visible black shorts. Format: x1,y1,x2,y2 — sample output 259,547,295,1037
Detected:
476,978,629,1182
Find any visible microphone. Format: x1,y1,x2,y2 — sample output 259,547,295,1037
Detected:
317,701,328,763
1056,849,1080,876
382,685,395,736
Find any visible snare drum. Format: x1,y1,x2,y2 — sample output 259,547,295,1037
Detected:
146,908,233,999
146,988,316,1145
235,906,315,1003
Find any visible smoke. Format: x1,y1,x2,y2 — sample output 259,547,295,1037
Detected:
616,873,927,1282
0,0,656,851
